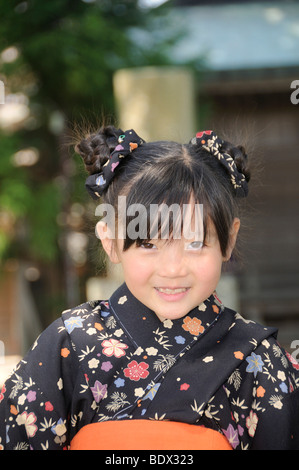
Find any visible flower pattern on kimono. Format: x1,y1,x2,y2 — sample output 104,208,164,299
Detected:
222,423,239,449
246,410,258,437
64,316,84,334
90,381,108,403
286,351,299,371
0,385,6,403
16,411,38,438
124,360,150,381
51,418,67,437
182,316,205,336
101,338,128,358
245,352,264,377
51,418,67,446
1,285,299,450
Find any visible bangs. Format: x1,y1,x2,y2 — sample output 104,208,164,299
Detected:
119,161,208,250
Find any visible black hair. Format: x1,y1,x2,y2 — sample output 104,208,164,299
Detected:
75,125,250,257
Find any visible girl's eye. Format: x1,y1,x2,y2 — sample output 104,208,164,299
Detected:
185,241,203,251
140,242,156,250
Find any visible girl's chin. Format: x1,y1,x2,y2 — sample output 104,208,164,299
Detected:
154,309,191,322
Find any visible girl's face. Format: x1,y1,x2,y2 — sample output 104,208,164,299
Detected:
99,218,240,322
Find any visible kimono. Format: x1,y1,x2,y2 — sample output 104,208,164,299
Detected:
0,282,299,450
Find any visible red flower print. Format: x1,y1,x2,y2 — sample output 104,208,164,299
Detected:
286,351,299,370
45,401,54,412
124,360,149,381
0,384,6,403
180,383,190,391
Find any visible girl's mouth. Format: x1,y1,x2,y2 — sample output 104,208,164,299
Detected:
156,287,188,294
155,287,190,301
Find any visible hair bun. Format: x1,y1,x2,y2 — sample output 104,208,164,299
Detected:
75,126,123,175
221,141,251,184
192,130,250,197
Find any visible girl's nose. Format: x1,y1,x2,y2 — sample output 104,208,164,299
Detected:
157,243,188,278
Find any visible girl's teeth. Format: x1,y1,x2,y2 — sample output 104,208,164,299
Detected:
157,287,188,294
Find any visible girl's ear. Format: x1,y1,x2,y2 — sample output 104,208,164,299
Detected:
96,221,121,264
223,218,240,261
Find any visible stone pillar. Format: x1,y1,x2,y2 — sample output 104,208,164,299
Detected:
113,66,196,142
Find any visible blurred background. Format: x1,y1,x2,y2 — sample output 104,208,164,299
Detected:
0,0,299,383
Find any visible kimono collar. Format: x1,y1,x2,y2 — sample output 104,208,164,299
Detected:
108,283,224,350
91,283,225,420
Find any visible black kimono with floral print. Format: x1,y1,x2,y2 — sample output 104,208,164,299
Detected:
1,283,299,450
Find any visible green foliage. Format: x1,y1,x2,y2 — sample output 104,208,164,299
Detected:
0,0,174,264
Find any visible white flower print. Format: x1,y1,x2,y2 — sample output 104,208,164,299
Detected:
261,339,270,349
134,387,145,398
146,347,158,356
101,339,128,358
269,395,283,410
134,347,144,356
118,295,127,305
203,356,214,363
277,370,286,381
163,319,173,329
86,327,97,336
16,411,38,438
88,358,100,369
246,410,258,437
198,302,207,312
114,328,124,337
17,393,27,406
57,378,63,390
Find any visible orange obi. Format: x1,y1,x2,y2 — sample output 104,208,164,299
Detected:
70,420,232,450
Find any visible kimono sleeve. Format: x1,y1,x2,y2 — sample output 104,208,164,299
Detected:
225,335,299,450
248,342,299,450
250,387,299,450
0,317,76,450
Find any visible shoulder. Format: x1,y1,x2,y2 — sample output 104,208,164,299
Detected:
225,307,299,381
61,299,109,333
223,308,299,398
58,299,112,354
10,299,110,380
222,306,278,347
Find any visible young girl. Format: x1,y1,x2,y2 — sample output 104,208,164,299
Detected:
1,127,298,450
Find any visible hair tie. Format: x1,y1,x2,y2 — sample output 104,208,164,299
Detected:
85,129,145,199
191,130,248,198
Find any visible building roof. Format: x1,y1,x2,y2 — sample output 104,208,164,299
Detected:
167,2,299,71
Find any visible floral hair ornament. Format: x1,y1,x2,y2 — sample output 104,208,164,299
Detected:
85,129,145,199
191,130,248,198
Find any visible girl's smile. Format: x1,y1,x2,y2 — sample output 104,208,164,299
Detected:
154,286,190,303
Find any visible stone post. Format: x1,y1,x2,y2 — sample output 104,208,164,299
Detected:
113,66,196,142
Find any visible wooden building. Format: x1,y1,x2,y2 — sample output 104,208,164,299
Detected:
167,0,299,346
